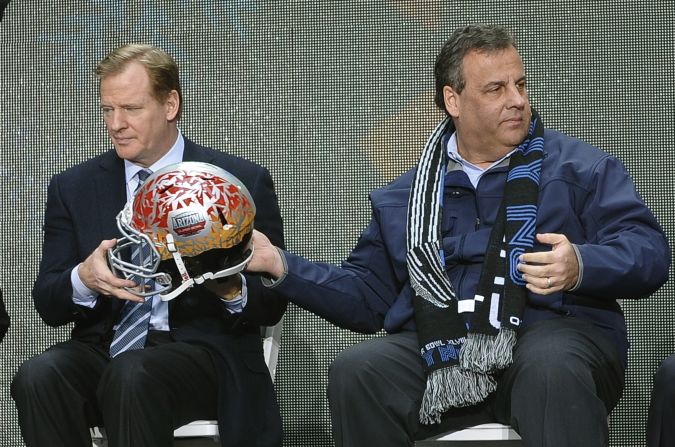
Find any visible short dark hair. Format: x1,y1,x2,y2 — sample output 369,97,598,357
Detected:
95,44,183,120
434,24,517,113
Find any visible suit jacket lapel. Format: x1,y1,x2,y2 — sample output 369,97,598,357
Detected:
96,151,127,239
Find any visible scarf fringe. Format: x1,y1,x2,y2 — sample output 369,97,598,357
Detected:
419,366,497,425
460,329,517,373
491,328,517,370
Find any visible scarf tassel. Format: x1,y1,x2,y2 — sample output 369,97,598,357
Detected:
419,366,497,425
460,329,517,373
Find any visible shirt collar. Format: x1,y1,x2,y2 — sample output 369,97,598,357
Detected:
446,131,517,171
124,130,185,199
445,131,518,189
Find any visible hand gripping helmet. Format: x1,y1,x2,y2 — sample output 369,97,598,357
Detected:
108,162,255,301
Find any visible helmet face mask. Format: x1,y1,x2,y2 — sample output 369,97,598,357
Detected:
107,216,172,296
108,162,256,301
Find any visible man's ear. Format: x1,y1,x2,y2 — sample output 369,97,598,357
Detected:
443,86,459,118
165,90,180,121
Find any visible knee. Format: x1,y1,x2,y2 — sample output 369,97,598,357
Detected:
12,351,65,399
98,353,156,401
329,347,364,393
513,343,587,389
654,355,675,396
328,342,379,398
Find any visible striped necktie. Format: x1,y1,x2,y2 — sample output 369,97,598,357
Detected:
109,169,153,357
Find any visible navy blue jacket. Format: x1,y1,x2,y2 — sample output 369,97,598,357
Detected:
33,138,286,447
274,129,670,366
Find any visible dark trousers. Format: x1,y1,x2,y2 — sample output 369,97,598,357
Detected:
647,354,675,447
11,332,218,447
327,317,624,447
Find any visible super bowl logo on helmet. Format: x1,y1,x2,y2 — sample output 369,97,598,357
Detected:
171,210,208,237
108,162,255,301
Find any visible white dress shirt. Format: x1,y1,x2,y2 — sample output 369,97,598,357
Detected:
446,132,515,188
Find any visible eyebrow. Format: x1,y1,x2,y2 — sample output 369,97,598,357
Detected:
99,102,143,109
484,75,527,89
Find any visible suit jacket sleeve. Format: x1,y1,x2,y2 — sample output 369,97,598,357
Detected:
32,173,87,327
238,165,288,327
32,167,120,330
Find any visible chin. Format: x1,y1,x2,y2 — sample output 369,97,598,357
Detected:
114,145,142,162
511,126,529,142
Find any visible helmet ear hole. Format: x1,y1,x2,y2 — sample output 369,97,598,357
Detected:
218,210,229,227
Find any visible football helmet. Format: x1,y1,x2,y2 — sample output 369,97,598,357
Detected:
108,161,255,301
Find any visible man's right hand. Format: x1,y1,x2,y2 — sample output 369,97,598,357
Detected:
246,230,285,279
78,239,144,302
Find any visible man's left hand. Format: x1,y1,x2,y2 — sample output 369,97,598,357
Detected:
517,233,580,295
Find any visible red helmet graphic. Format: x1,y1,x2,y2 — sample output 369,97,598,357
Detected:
108,162,255,300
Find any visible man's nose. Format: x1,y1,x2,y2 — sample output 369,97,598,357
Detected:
106,110,127,130
506,84,527,108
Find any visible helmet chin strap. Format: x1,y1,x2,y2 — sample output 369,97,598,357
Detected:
162,233,193,301
159,234,253,302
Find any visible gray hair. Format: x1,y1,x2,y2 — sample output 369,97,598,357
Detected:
434,24,517,113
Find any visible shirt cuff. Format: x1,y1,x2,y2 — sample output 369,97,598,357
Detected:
569,244,584,292
221,274,247,314
261,247,289,288
71,264,99,308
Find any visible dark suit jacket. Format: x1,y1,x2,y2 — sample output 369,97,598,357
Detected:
33,138,287,446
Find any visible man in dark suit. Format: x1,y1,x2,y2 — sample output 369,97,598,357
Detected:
11,43,286,447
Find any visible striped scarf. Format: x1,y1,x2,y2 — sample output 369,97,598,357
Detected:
406,109,544,424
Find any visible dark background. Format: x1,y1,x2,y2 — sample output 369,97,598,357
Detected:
1,1,673,445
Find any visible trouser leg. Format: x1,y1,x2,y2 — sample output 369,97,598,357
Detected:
327,332,492,447
98,338,218,447
647,354,675,447
494,317,624,447
11,340,109,447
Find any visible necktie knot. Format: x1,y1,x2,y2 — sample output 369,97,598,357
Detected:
135,169,151,192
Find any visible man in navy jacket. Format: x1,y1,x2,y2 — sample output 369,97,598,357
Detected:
11,44,286,447
247,24,670,447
